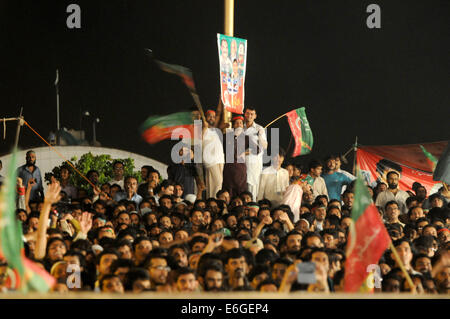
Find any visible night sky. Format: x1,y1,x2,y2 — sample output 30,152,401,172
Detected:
1,0,449,171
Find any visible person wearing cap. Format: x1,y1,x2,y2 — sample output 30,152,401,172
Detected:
257,148,289,208
244,107,268,201
222,115,253,198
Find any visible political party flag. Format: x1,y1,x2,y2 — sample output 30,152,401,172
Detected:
286,107,313,157
139,111,194,144
344,172,390,292
217,34,247,114
0,148,55,292
420,145,438,171
433,141,450,184
145,48,196,93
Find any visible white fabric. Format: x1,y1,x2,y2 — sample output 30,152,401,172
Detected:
244,122,267,200
203,128,225,168
257,166,289,207
375,189,410,215
282,184,303,222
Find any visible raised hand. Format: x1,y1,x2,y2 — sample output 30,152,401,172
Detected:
79,212,93,235
44,180,61,204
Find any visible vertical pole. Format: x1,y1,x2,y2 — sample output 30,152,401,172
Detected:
92,121,96,145
224,0,234,125
55,69,60,145
352,136,358,175
14,108,24,150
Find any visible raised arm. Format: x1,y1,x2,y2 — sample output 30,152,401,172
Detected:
35,181,61,260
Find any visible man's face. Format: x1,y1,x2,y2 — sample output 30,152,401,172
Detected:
206,112,216,126
272,263,288,284
149,172,159,184
98,254,118,276
89,172,99,184
393,242,412,267
175,185,183,198
204,270,223,291
435,266,450,292
135,240,152,261
326,159,336,171
414,256,432,274
385,204,400,221
99,227,115,240
171,248,188,268
191,211,204,226
226,256,248,278
323,234,337,249
118,213,130,225
132,279,151,293
177,273,198,292
159,232,173,245
26,152,36,166
431,197,443,208
273,155,285,169
384,278,401,292
410,207,424,222
114,266,130,283
148,258,169,285
125,178,138,193
286,234,302,253
313,207,326,222
387,173,399,189
160,216,172,229
310,166,322,178
113,163,124,179
416,187,427,200
117,245,132,260
343,193,354,208
140,167,149,181
311,251,329,273
102,276,124,293
334,157,341,169
61,168,70,180
302,191,314,204
423,226,437,238
218,191,230,204
244,109,256,124
162,185,174,196
306,236,323,248
160,198,172,210
48,240,66,261
175,230,189,241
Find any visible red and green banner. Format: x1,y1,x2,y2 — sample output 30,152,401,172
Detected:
140,111,194,144
0,149,55,292
356,142,445,193
420,145,438,171
145,48,196,93
286,107,313,157
217,34,247,114
344,173,391,292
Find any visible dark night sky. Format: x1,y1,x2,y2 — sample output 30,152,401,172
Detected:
0,0,449,170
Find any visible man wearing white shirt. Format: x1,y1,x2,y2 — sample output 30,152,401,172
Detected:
257,149,289,207
375,171,410,215
244,107,268,201
202,109,225,199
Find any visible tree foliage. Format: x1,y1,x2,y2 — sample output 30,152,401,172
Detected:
44,152,141,190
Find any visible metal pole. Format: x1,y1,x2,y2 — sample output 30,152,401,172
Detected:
352,136,358,175
55,69,60,145
14,108,24,150
92,120,96,145
223,0,234,126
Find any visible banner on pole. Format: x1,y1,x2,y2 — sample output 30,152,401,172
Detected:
217,33,247,114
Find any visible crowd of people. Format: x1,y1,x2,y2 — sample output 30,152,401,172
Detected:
0,106,449,295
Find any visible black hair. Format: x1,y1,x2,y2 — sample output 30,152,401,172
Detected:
123,267,150,291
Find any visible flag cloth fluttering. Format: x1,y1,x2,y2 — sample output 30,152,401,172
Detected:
343,172,391,292
0,149,55,292
420,144,438,171
139,112,194,144
285,107,313,157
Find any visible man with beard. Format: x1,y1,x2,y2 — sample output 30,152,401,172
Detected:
312,202,327,231
17,150,44,201
144,253,171,291
224,248,252,291
202,106,225,199
282,230,302,261
321,155,353,201
375,171,410,215
201,263,226,292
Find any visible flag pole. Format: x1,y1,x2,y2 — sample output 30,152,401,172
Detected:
223,0,234,126
389,241,416,293
264,113,287,129
352,136,358,175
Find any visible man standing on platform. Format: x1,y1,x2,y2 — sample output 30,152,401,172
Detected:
244,107,267,201
202,106,225,199
375,171,410,215
321,155,353,201
17,150,44,201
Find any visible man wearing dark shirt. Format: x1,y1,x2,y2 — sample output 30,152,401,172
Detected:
17,150,44,201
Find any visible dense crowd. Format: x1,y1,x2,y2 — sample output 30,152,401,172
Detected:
0,108,449,295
